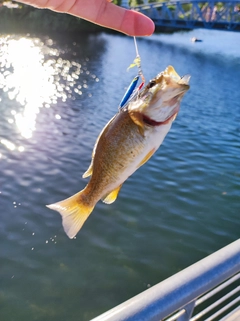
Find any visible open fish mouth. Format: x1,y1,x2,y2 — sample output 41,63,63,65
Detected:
162,66,191,95
164,65,191,86
128,66,190,124
178,74,191,86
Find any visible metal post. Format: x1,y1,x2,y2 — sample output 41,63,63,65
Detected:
177,301,195,321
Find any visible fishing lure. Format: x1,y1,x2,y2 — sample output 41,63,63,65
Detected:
119,37,145,108
119,75,139,108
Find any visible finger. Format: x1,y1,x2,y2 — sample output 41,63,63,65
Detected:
16,0,155,36
68,0,155,36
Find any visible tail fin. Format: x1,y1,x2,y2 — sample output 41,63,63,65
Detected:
46,190,94,239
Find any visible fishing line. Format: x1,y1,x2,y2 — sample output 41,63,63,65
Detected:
133,36,145,83
133,36,139,56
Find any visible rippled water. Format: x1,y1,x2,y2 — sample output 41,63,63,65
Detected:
0,30,239,321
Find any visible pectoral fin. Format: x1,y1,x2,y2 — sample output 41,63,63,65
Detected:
101,185,123,204
137,148,156,168
129,111,145,136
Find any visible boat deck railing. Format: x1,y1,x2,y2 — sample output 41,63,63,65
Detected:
91,239,240,321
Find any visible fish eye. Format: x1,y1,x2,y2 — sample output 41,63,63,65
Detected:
148,80,156,88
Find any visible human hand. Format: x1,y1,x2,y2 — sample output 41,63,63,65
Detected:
16,0,155,36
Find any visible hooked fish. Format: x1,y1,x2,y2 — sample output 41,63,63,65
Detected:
47,66,190,239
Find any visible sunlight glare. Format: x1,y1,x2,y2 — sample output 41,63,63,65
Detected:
3,38,57,138
0,36,82,143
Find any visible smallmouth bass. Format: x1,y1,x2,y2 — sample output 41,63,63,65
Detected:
47,66,190,238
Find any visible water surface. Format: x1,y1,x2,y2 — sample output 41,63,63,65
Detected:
0,29,239,320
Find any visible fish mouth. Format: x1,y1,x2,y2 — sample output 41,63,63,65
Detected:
173,84,190,98
141,67,190,124
149,66,190,103
175,76,190,96
178,74,191,86
164,65,191,86
162,66,191,96
128,66,190,126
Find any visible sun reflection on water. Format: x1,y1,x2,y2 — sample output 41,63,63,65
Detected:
0,35,83,145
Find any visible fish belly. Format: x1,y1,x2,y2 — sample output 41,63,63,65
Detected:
118,122,172,184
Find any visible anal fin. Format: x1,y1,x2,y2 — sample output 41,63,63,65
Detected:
101,185,123,204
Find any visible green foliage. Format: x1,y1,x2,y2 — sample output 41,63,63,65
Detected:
181,3,192,12
112,0,122,5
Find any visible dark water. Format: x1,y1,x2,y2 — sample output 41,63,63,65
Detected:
0,29,239,321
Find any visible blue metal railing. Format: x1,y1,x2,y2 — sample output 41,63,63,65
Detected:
124,1,240,31
91,239,240,321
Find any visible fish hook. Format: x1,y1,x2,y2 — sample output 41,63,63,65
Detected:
133,36,145,84
127,37,145,84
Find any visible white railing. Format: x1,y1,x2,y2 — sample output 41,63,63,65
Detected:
91,239,240,321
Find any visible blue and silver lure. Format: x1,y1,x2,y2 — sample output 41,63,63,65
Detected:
119,37,145,108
